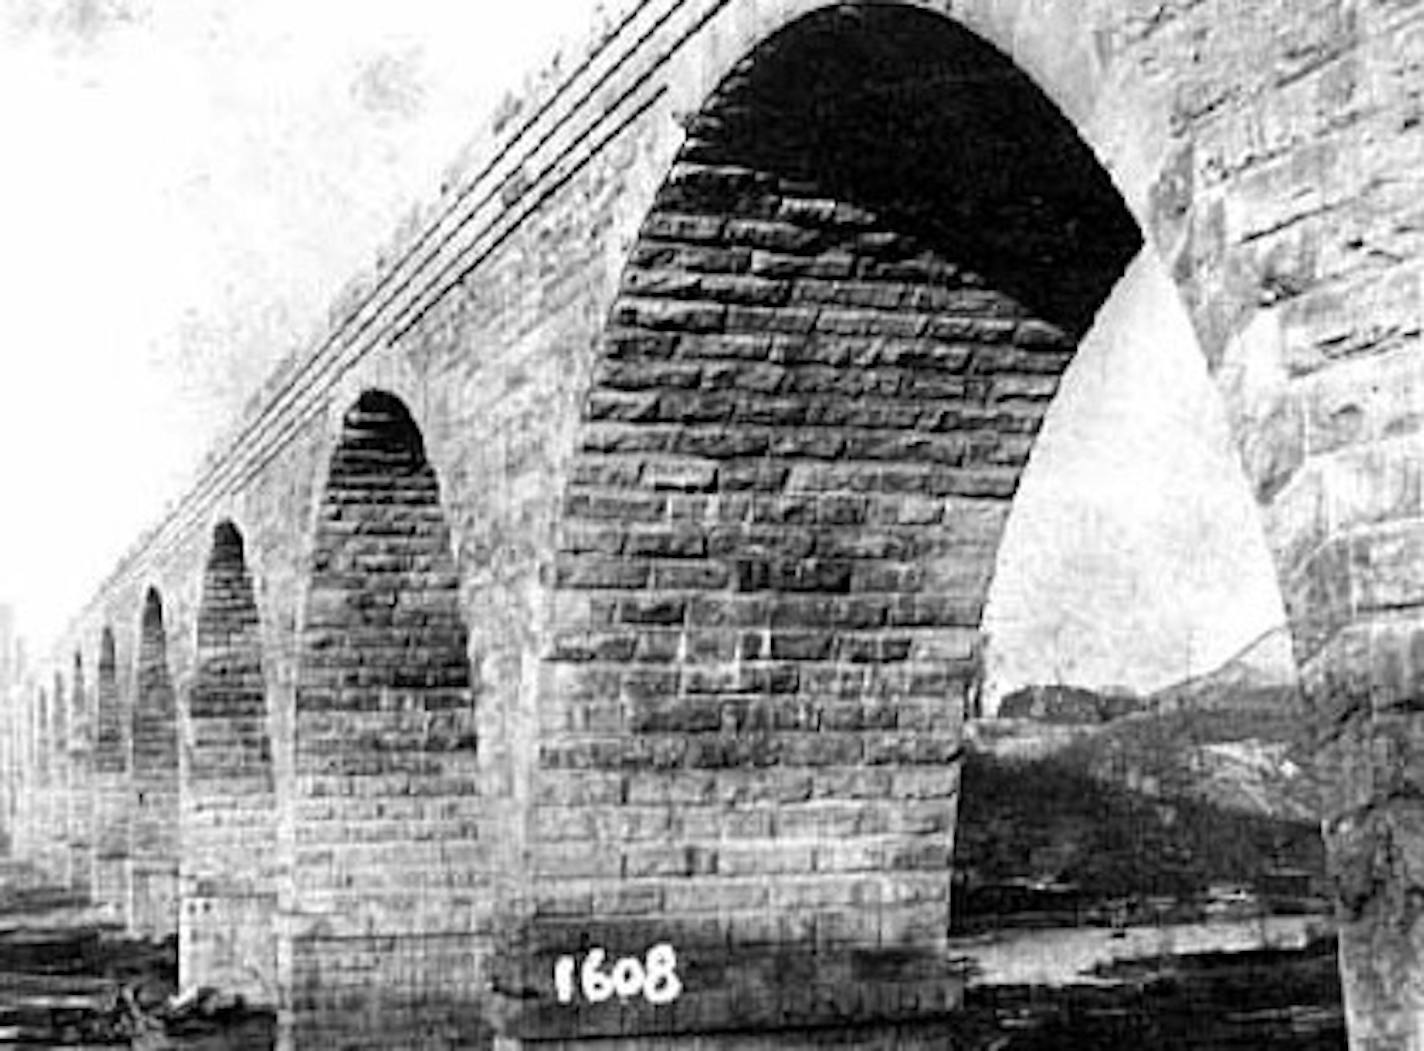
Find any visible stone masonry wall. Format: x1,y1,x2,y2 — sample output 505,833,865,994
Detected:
181,521,277,1001
68,656,92,895
288,390,484,1046
513,6,1140,1041
91,627,129,923
130,591,179,939
50,672,68,886
13,1,1424,1048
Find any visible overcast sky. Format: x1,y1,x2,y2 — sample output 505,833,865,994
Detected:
0,0,1292,696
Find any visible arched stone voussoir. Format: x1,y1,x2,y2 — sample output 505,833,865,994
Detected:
513,4,1142,1043
91,625,130,923
288,387,489,1048
180,518,279,1004
131,587,180,940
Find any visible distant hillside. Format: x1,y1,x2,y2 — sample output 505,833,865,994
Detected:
958,627,1323,923
1148,626,1299,715
953,745,1326,927
991,626,1298,724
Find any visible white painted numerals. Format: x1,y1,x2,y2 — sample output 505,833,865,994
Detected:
553,943,681,1004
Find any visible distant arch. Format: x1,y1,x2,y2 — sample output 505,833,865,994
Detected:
131,588,179,937
91,626,128,919
51,671,65,800
51,670,67,864
32,686,53,871
68,652,92,894
34,686,48,787
291,388,479,1040
182,519,276,1000
94,628,123,775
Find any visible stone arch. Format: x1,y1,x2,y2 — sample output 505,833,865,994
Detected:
50,670,67,879
33,686,49,865
182,519,276,1001
524,3,1311,1043
92,626,129,919
291,388,479,1044
131,588,179,938
68,652,92,895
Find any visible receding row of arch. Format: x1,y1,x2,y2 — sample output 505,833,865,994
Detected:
15,389,477,1012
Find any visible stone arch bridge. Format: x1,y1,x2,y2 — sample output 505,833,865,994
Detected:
2,1,1422,1047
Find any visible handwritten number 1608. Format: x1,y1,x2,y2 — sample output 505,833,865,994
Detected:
553,943,681,1004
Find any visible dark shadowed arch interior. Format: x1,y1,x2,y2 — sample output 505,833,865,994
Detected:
292,389,480,1042
34,687,48,788
191,521,271,793
92,626,129,917
51,672,65,792
535,4,1144,1040
51,673,67,868
95,628,123,777
69,652,91,892
132,588,179,937
71,653,86,736
184,519,276,998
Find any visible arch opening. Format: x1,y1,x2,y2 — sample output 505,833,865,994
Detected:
291,388,479,1043
131,588,179,938
527,3,1302,1043
33,687,49,858
68,652,92,895
50,672,68,882
182,519,276,1001
92,627,129,919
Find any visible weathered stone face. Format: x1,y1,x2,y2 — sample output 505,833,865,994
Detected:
289,390,484,1044
516,6,1140,1040
67,655,91,898
130,589,179,940
4,0,1424,1047
181,521,276,1002
91,627,129,922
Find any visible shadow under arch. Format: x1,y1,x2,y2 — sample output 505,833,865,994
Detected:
50,671,67,881
522,2,1334,1044
289,387,481,1046
131,586,179,938
33,687,49,856
68,651,92,895
182,518,277,1003
92,626,129,920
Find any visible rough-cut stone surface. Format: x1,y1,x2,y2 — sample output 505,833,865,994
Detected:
67,655,91,896
91,627,129,924
289,390,485,1047
509,8,1139,1042
49,673,68,886
130,590,179,939
3,1,1423,1048
181,521,277,1003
